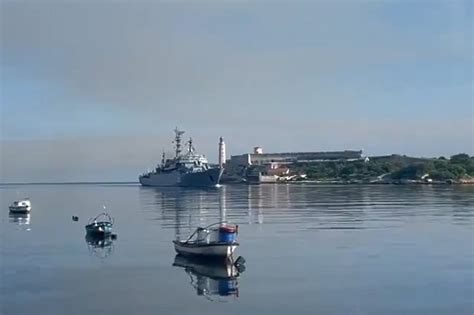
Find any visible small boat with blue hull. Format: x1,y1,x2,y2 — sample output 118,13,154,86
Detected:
85,212,114,237
173,222,239,259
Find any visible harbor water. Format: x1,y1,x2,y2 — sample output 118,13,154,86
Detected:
1,183,473,314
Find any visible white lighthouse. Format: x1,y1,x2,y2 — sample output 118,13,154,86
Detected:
218,137,226,168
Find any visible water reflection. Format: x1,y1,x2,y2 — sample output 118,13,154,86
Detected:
247,184,264,224
139,184,474,232
85,234,115,260
172,255,241,301
9,212,31,226
140,186,227,239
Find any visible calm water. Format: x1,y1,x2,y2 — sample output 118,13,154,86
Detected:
1,184,473,314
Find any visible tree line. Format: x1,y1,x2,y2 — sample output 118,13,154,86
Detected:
294,153,474,181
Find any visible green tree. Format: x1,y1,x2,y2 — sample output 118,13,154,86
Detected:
430,169,456,180
450,153,470,164
391,163,433,180
449,154,473,176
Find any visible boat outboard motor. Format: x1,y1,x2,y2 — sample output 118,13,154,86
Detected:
234,256,246,273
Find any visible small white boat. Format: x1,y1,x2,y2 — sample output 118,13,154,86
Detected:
9,199,31,213
173,222,239,259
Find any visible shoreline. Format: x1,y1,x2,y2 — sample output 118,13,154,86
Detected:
1,179,473,186
223,179,474,185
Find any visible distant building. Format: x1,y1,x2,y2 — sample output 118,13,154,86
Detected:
227,148,365,168
253,146,263,155
224,147,366,183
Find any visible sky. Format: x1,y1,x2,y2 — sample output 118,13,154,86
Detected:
1,0,473,182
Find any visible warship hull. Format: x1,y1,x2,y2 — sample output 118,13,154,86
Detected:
139,167,223,187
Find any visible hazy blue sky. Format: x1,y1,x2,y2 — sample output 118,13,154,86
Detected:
1,0,473,182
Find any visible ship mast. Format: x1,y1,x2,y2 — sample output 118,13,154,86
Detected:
161,150,166,166
173,127,185,158
187,138,195,154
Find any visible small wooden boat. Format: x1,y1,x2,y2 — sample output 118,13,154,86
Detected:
9,199,31,214
85,212,114,237
173,222,239,259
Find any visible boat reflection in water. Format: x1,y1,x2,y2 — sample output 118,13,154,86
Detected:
173,254,244,301
9,212,31,226
85,234,115,260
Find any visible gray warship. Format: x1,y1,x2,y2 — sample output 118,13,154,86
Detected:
139,128,223,187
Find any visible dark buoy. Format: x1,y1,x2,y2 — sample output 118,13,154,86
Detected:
72,216,79,222
111,234,118,240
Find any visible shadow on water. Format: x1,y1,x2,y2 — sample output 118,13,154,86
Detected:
172,254,243,302
85,234,115,260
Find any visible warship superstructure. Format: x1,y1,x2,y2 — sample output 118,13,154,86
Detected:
139,128,223,187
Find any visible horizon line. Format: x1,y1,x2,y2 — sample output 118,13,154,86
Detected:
0,181,139,185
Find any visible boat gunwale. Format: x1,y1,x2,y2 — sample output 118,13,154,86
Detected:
9,209,30,213
85,222,113,228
